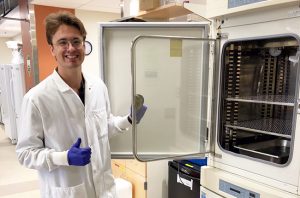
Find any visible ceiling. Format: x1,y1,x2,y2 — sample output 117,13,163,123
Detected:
0,0,206,38
0,0,121,38
31,0,121,13
0,6,22,38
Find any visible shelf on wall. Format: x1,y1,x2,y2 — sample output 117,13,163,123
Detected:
137,3,194,19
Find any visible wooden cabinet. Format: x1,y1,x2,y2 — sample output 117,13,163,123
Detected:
125,168,146,198
125,159,147,177
112,159,169,198
139,0,160,11
111,159,147,198
111,159,127,178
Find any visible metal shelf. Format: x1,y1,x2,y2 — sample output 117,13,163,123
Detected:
226,95,295,106
233,139,290,164
225,118,292,139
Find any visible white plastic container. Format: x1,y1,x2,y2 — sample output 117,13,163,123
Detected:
115,178,132,198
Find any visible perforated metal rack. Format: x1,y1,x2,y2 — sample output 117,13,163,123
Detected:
226,95,295,106
223,44,241,149
223,46,294,139
226,118,292,138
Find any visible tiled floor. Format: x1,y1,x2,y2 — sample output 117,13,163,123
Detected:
0,124,40,197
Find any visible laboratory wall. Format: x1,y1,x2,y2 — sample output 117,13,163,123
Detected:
75,10,120,77
32,5,120,81
12,34,22,43
0,33,22,64
0,37,13,64
34,5,74,81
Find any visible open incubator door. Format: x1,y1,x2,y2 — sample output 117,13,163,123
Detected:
99,22,216,160
130,35,216,162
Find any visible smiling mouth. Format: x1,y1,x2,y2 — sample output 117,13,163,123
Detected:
65,55,79,60
65,55,79,62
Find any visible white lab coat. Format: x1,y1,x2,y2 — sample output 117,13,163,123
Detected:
16,70,128,198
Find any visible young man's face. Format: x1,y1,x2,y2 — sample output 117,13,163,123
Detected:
50,24,85,70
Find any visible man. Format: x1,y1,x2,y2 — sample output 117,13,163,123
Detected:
16,11,146,198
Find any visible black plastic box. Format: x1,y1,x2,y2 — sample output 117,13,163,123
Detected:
168,160,201,198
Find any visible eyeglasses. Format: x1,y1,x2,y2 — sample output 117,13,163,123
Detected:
54,38,83,49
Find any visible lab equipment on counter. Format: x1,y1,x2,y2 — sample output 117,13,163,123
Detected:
168,160,204,198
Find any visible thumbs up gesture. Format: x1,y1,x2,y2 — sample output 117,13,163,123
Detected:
67,138,91,166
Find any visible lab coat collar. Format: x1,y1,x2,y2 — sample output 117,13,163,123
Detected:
52,69,95,93
52,70,70,92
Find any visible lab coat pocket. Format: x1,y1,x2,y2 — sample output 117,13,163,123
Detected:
91,108,108,138
49,182,88,198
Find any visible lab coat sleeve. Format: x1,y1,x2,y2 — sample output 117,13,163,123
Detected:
108,114,131,139
102,82,131,138
16,96,60,172
114,114,131,130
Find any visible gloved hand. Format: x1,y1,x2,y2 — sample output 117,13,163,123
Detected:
128,94,147,124
128,104,147,124
67,138,91,166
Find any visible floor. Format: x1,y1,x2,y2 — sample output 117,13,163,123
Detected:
0,124,40,198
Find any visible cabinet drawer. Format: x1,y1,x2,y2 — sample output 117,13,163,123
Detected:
113,159,126,166
111,160,126,178
126,168,146,198
126,159,146,177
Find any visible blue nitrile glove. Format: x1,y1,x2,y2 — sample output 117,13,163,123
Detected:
128,94,147,124
128,104,147,124
67,138,91,166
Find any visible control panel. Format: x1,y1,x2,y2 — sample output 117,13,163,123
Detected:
219,180,260,198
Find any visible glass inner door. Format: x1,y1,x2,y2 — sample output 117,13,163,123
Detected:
131,35,214,162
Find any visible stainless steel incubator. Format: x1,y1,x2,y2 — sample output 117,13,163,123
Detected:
99,1,300,197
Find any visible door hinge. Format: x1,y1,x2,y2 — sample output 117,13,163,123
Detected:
206,127,209,141
298,99,300,114
217,33,229,39
214,153,222,159
144,181,147,190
